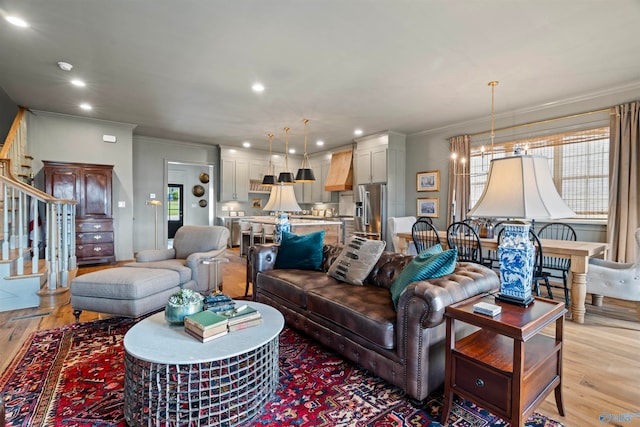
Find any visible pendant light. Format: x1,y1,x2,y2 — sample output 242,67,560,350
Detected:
278,127,295,184
295,119,316,182
261,133,276,186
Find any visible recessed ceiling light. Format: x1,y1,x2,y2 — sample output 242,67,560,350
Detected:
289,149,295,154
71,79,86,87
251,83,265,92
242,142,251,148
354,129,363,136
57,61,73,71
316,140,324,146
6,16,28,28
79,103,92,110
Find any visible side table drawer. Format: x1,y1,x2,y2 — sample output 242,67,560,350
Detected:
453,355,511,415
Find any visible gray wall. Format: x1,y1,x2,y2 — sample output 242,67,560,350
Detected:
28,110,136,261
132,136,218,252
0,87,18,143
405,84,640,242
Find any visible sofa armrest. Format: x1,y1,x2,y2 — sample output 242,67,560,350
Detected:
135,248,176,262
397,262,500,329
248,244,279,287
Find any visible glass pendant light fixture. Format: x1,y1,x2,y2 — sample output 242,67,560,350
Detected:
295,119,316,182
261,133,276,186
278,127,295,184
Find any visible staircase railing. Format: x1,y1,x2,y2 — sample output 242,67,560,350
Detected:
0,160,77,290
1,108,77,291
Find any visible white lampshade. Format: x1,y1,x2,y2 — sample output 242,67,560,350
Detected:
467,155,575,220
263,184,302,212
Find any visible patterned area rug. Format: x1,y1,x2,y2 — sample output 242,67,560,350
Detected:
0,316,563,426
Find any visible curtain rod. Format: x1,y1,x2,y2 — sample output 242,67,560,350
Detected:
470,107,610,137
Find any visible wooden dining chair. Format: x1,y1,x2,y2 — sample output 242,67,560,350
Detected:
412,219,441,254
447,221,489,266
537,222,577,305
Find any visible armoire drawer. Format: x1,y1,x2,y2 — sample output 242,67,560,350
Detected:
76,231,114,244
76,243,114,258
76,220,114,233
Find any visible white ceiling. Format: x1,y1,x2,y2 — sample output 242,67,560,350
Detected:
1,0,640,154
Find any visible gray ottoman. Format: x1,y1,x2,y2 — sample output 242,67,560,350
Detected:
71,267,181,322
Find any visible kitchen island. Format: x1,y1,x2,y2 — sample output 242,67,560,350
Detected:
239,216,342,245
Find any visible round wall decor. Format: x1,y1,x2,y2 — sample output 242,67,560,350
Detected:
192,185,205,197
199,173,210,183
199,199,208,208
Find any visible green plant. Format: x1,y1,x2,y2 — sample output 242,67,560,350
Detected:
167,289,203,306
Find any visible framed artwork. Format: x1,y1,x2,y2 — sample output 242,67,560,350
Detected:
251,198,262,208
416,170,440,192
417,197,439,218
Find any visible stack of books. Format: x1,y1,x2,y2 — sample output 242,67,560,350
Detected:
219,304,263,331
184,310,229,342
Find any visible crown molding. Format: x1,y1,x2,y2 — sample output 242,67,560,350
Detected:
410,80,640,138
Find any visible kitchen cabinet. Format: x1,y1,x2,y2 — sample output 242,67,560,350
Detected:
220,159,249,202
43,161,115,265
308,158,332,202
249,159,268,181
356,146,387,184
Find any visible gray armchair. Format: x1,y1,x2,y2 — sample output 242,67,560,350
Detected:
127,225,230,292
586,228,640,319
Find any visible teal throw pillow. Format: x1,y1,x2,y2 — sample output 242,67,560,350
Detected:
390,245,457,309
274,230,325,271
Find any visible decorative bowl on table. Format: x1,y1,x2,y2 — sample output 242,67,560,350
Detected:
165,289,204,324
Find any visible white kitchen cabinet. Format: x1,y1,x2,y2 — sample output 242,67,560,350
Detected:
249,159,268,181
220,158,249,201
311,159,332,202
356,145,387,184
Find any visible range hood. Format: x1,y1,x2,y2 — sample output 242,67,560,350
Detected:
324,149,353,191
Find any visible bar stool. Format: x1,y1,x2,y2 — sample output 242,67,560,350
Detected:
261,224,276,244
250,222,264,246
239,221,251,257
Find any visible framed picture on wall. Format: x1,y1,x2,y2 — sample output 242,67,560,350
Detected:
416,170,440,192
417,197,439,218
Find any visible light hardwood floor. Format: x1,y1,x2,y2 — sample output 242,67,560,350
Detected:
1,250,638,427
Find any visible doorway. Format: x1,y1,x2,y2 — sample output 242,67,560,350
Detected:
167,184,183,239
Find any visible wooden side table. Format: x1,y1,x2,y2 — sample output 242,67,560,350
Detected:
441,295,566,426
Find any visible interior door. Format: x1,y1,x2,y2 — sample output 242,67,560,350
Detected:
167,184,183,239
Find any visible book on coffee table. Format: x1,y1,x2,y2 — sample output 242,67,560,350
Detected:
218,304,262,326
184,310,229,332
228,317,264,332
185,327,228,343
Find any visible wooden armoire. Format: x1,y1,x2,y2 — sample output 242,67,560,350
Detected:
43,161,115,265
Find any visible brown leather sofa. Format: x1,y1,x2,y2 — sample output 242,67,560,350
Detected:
249,243,500,401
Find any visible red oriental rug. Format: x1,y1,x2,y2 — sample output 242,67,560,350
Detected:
0,316,563,426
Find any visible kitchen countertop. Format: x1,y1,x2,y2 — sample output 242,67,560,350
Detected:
236,216,342,226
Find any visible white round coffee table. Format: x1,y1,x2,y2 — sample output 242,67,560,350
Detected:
123,301,284,427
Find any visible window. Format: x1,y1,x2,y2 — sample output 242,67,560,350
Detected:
469,127,609,219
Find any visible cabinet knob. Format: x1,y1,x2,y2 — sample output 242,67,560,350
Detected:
93,247,102,252
78,233,84,238
93,235,102,240
475,378,485,388
93,224,102,229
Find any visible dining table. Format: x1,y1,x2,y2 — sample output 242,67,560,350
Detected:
397,230,608,324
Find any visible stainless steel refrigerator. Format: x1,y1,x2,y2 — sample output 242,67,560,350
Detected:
354,184,386,240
